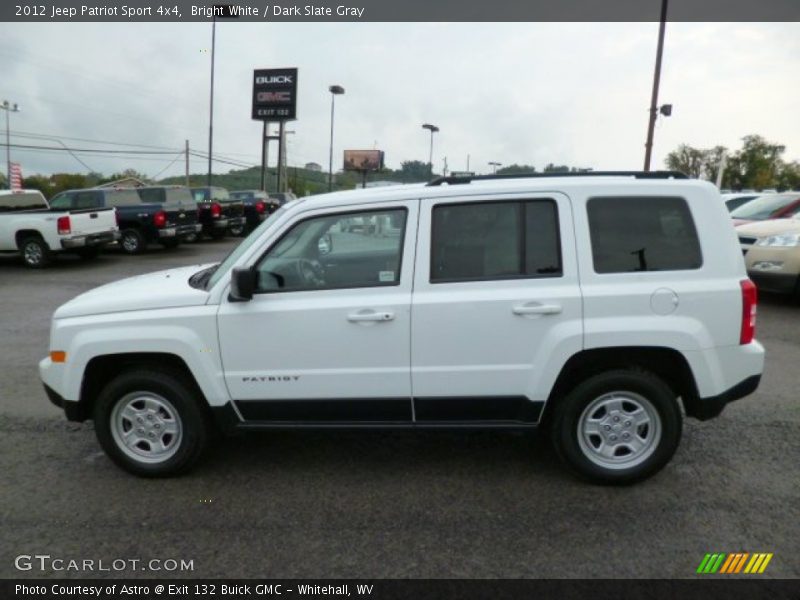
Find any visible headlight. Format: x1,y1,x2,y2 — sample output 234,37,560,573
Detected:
755,233,800,247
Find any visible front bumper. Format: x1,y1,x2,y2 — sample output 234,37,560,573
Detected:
61,230,120,249
43,383,86,421
748,271,798,295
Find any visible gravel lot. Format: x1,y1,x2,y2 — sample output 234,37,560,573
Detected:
0,240,798,579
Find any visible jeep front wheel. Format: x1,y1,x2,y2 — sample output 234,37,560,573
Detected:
93,369,209,477
550,369,682,484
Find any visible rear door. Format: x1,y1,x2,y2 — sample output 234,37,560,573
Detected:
411,192,582,424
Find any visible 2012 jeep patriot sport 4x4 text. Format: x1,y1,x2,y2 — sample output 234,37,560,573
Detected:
40,172,765,483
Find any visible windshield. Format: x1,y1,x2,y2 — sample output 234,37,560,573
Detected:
731,194,800,220
205,207,288,289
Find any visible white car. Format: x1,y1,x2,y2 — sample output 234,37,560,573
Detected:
0,189,119,267
40,172,765,483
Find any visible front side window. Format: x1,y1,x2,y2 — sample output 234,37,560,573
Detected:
430,199,561,283
587,196,702,273
255,208,407,293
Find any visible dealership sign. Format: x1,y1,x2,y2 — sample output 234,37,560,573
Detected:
252,68,298,121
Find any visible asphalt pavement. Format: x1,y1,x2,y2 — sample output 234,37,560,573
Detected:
0,239,798,579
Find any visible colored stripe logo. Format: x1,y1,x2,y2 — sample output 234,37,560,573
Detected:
696,553,773,574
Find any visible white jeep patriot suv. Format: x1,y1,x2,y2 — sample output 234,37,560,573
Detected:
40,172,765,483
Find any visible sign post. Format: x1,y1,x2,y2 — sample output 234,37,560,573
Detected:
252,67,298,193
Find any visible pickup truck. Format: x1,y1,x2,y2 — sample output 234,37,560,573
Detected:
0,189,119,268
191,186,247,239
50,186,201,254
229,190,276,233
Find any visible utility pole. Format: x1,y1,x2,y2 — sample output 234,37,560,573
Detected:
185,139,190,187
276,121,285,193
2,100,20,187
643,0,669,172
442,156,448,177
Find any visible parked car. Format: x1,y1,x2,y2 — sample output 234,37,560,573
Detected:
229,190,277,233
41,172,764,483
0,189,119,268
730,193,800,226
721,192,760,213
737,217,800,297
269,192,297,206
191,186,246,238
51,186,200,254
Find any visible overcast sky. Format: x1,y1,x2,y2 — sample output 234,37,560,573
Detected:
1,21,798,179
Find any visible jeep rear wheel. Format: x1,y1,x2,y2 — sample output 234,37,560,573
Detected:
550,369,682,484
94,369,209,477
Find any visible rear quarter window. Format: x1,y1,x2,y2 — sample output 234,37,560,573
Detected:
105,189,143,207
587,196,702,273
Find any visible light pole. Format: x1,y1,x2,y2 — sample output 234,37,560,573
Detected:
422,123,439,179
2,100,20,188
207,12,217,187
328,85,345,192
643,0,669,171
489,161,501,174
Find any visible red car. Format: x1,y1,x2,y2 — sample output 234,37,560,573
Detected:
731,193,800,226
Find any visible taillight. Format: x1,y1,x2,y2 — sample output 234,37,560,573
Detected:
740,279,757,344
254,200,265,214
57,215,71,235
153,210,167,228
211,202,222,218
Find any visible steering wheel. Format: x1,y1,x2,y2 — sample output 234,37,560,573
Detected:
296,259,326,288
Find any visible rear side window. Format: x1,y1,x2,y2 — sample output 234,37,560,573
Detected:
105,189,142,207
431,199,561,283
73,191,101,209
137,188,164,203
587,196,702,273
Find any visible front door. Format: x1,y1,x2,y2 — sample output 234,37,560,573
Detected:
217,201,418,424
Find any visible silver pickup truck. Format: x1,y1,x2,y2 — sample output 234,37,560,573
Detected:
0,189,119,268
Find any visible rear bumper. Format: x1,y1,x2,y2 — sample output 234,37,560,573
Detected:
228,216,246,227
692,374,762,421
60,230,120,249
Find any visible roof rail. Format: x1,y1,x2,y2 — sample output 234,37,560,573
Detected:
426,171,689,186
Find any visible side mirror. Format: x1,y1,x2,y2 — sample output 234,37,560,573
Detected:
229,267,256,302
318,233,333,256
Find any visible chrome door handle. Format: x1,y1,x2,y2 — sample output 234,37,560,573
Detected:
512,303,562,316
347,310,395,322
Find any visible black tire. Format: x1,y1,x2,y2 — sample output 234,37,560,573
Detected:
182,232,199,244
550,369,682,485
19,236,51,268
229,223,246,237
160,238,181,249
93,368,209,477
209,229,226,240
76,246,101,260
120,228,145,255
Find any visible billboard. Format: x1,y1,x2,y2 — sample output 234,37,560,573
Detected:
252,68,298,121
343,150,384,172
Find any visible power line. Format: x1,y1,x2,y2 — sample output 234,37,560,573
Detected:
0,142,181,154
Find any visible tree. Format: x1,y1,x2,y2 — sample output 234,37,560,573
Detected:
725,135,785,190
665,144,707,178
22,174,52,197
398,160,432,182
496,164,536,175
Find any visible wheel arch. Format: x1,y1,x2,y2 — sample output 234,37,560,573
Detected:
76,352,210,422
540,346,701,426
15,229,48,249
